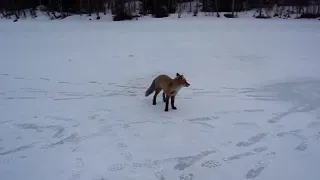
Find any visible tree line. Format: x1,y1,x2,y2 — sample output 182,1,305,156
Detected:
0,0,319,21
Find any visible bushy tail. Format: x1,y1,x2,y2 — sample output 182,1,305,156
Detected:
145,80,155,97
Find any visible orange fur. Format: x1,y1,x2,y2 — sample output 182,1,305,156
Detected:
145,73,190,111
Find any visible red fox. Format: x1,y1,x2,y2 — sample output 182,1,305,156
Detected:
145,73,190,111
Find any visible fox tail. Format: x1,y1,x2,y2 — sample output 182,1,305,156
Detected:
145,80,155,97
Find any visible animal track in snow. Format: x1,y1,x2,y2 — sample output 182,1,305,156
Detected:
89,114,100,120
53,97,85,101
154,171,165,180
245,152,276,179
0,142,38,156
4,97,37,100
316,132,320,140
307,121,320,128
106,148,221,172
179,173,194,180
15,123,65,138
88,81,102,84
41,133,79,149
70,158,84,180
57,81,71,84
236,133,267,147
223,152,255,163
295,142,308,151
117,142,132,161
233,122,259,128
0,120,13,125
243,109,264,113
252,146,268,153
92,177,108,180
44,115,77,123
121,152,133,161
201,160,222,168
222,146,268,164
40,77,50,81
268,106,302,123
107,163,128,171
174,149,216,171
191,90,220,95
192,122,215,129
276,129,308,151
186,116,220,122
20,88,48,93
14,77,25,80
117,142,127,149
122,124,140,137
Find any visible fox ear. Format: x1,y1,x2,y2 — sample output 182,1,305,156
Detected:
176,73,180,77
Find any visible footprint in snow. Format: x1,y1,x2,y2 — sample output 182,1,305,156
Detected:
179,173,194,180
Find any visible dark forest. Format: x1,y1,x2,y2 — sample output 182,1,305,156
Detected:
0,0,319,21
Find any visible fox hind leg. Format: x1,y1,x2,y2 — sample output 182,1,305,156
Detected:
165,95,170,111
162,92,166,102
171,96,177,110
153,89,161,105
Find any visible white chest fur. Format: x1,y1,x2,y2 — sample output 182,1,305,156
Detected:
170,86,183,96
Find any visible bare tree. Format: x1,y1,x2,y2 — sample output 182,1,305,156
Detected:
193,0,200,16
232,0,235,16
214,0,220,17
88,0,92,16
177,0,182,18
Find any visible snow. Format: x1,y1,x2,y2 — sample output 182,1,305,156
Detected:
1,13,320,180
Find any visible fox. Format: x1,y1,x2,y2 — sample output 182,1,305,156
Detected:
145,73,190,112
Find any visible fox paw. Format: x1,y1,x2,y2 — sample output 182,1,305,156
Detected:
172,107,177,110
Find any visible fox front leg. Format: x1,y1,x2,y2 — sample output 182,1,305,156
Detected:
162,92,166,102
171,96,177,110
164,95,170,112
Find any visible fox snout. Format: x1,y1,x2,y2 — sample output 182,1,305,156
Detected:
185,82,190,87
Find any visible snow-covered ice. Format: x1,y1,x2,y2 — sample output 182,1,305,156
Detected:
1,14,320,180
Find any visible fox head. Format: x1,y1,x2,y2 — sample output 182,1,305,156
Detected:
175,73,190,87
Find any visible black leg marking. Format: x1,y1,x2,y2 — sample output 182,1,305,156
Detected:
162,92,166,102
171,96,177,110
165,96,170,111
153,90,160,105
